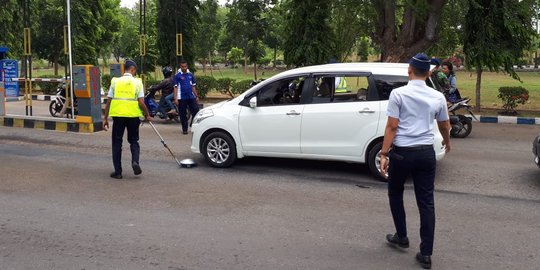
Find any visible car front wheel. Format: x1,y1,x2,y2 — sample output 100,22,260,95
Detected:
201,131,237,168
368,141,388,181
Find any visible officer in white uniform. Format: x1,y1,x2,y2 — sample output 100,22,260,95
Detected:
379,53,451,269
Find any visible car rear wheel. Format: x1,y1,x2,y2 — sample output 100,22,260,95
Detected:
368,141,388,181
201,131,237,168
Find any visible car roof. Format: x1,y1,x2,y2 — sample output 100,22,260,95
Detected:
273,62,413,78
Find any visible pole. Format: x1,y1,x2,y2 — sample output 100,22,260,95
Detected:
67,0,74,118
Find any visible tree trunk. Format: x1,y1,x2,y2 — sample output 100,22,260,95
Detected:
202,59,207,76
273,47,277,68
54,61,59,76
535,50,538,69
253,62,257,81
209,52,213,77
244,56,247,74
475,68,482,111
373,0,447,62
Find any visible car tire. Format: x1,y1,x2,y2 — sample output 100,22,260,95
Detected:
201,131,237,168
368,141,387,181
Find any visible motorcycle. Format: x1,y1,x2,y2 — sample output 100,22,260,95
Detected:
448,98,477,138
144,88,180,122
49,82,77,117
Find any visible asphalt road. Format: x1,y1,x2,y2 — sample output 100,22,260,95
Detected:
0,121,539,270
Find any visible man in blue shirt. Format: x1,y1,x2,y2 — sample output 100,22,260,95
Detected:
379,53,451,269
173,60,200,134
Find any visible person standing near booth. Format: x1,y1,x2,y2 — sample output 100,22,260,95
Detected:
379,53,451,269
173,60,200,135
103,60,152,179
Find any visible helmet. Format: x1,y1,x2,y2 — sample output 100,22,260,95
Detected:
162,66,173,78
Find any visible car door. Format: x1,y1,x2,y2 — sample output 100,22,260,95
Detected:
238,76,307,154
300,74,381,160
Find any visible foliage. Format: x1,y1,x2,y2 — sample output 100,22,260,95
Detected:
227,47,244,66
36,75,63,95
283,0,335,66
231,79,253,95
463,0,536,109
0,0,24,58
194,0,221,66
196,76,218,99
497,86,529,114
102,74,112,90
331,0,373,61
33,0,66,75
111,8,139,63
426,0,467,59
216,78,235,97
156,0,199,70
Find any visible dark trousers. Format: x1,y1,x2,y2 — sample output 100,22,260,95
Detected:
178,98,199,132
388,147,436,256
111,117,141,174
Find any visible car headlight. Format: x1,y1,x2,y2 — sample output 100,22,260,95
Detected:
193,109,214,124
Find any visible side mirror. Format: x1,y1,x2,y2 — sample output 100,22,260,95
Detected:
249,96,257,108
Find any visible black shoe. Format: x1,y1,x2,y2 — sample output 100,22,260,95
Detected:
386,233,409,248
132,162,142,175
110,172,123,179
182,131,188,135
416,252,432,269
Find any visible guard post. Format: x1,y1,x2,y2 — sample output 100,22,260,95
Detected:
73,65,102,131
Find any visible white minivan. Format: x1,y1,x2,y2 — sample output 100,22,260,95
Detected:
190,63,446,180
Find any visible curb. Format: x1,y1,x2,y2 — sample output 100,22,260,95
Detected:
0,115,103,133
473,115,540,125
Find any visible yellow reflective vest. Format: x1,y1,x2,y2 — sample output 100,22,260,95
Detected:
335,77,348,93
109,75,143,118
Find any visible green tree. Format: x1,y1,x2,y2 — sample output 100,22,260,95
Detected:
283,0,335,66
156,0,199,70
371,0,448,62
426,0,467,59
0,0,25,58
33,0,65,75
262,2,285,67
463,0,536,110
331,0,373,62
111,7,139,63
194,0,221,75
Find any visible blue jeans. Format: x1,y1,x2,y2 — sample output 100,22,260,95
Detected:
178,98,199,132
388,146,436,256
111,117,141,174
158,93,176,115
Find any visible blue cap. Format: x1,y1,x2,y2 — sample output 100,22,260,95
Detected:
408,53,431,71
430,58,441,67
124,59,137,70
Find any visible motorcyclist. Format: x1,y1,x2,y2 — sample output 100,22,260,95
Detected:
148,67,176,118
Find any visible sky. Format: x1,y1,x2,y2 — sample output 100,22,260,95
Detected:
120,0,228,8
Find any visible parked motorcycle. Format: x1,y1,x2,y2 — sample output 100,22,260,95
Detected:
448,98,477,138
144,88,180,122
49,82,77,117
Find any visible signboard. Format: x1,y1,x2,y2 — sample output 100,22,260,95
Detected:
0,60,19,97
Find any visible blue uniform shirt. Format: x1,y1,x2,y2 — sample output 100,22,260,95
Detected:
174,71,197,100
386,80,449,147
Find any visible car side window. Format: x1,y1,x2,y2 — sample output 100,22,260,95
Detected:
257,76,306,106
372,75,408,100
311,75,371,104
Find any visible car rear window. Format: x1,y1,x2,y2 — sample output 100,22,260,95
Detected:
372,75,408,100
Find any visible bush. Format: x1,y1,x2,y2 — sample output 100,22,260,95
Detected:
231,79,253,95
196,76,217,99
102,74,112,91
216,78,235,97
36,75,63,95
497,86,529,114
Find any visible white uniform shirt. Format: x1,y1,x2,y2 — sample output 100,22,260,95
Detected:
386,80,449,147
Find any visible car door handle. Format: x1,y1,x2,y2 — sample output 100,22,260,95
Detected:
286,110,301,116
358,108,375,114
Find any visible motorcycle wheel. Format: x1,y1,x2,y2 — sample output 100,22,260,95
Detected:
451,115,472,138
49,100,63,117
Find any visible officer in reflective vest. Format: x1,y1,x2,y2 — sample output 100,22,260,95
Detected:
103,60,151,179
334,77,348,93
